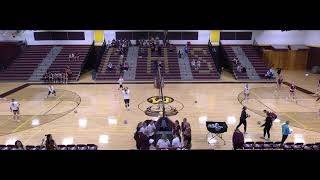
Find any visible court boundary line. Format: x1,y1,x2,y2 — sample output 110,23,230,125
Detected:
1,88,82,136
0,83,30,98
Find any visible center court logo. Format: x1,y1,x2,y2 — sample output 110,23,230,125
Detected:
147,96,174,104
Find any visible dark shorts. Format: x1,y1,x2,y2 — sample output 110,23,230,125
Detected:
124,99,130,104
13,110,19,114
48,90,56,95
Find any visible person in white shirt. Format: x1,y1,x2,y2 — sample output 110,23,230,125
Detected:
171,134,182,149
118,76,124,90
9,99,20,121
139,122,147,133
47,85,56,98
244,83,250,101
147,121,156,138
122,87,130,110
156,134,170,149
191,59,196,70
197,60,201,70
149,139,156,150
107,62,113,71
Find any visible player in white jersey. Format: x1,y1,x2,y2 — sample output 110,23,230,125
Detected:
9,99,20,121
118,76,124,90
47,85,56,98
244,83,250,101
288,82,297,103
122,87,130,110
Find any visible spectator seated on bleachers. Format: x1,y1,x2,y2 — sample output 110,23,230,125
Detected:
42,72,49,82
69,53,77,61
111,39,116,47
191,59,196,70
184,45,189,54
155,36,160,46
232,58,239,64
242,66,246,73
75,53,80,61
107,62,113,71
119,63,124,73
237,64,242,73
178,49,183,58
123,62,129,71
196,60,201,70
265,68,275,79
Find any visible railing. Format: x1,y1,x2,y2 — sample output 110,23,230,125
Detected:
208,40,221,74
79,41,95,80
93,39,107,79
219,41,235,77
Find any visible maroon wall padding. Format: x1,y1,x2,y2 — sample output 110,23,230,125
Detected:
307,47,320,70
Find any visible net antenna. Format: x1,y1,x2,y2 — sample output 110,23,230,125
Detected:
156,60,166,117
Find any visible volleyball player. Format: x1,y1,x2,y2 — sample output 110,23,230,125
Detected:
9,99,20,121
288,82,297,103
122,87,130,110
276,74,283,89
313,80,320,97
244,83,250,102
46,85,56,98
118,76,124,90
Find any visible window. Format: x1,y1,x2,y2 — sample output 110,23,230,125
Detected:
220,32,236,40
220,32,252,40
115,32,133,40
34,32,85,41
132,32,148,40
114,31,199,40
181,32,198,40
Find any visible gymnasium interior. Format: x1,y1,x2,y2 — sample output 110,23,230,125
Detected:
1,30,320,150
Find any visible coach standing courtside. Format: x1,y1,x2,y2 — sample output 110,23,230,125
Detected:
236,106,250,134
281,121,292,145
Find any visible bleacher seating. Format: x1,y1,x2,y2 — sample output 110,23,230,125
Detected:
223,45,249,79
135,45,181,80
46,45,90,81
240,45,269,79
239,141,320,150
96,47,127,81
0,45,53,81
0,42,23,71
187,45,220,80
0,144,98,150
223,45,269,80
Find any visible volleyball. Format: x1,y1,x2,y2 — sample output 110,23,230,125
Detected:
305,73,309,77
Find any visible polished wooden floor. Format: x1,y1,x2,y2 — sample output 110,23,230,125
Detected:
0,70,320,150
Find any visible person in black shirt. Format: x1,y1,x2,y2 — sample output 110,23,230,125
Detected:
236,106,250,133
261,116,273,140
277,68,282,76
